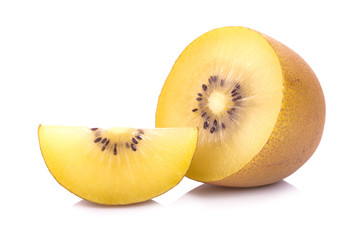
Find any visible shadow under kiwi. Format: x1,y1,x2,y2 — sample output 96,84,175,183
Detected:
173,180,299,206
73,198,161,209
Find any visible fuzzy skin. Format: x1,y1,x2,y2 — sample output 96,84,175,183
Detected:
210,32,326,187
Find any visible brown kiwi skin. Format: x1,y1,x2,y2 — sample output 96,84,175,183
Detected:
208,31,326,187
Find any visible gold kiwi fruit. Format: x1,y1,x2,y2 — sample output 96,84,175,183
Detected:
156,26,325,187
38,125,197,204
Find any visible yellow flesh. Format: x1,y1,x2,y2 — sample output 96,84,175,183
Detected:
39,125,197,205
156,27,283,182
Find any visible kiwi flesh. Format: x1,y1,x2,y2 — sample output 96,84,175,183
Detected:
38,125,198,205
156,26,325,187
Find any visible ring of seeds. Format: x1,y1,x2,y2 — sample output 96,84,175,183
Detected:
192,75,243,135
91,128,145,154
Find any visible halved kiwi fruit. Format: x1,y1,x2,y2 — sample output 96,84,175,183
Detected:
156,26,325,187
38,125,197,205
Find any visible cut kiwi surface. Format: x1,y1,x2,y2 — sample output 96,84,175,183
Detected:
38,125,197,205
156,26,325,187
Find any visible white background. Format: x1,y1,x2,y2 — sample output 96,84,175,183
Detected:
1,0,362,239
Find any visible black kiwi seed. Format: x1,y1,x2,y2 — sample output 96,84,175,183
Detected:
136,135,142,140
232,96,242,102
197,77,242,134
231,91,239,97
101,140,109,151
132,138,138,144
138,129,144,134
114,144,117,155
125,143,129,148
101,138,107,144
91,128,98,131
131,144,137,151
208,76,217,84
213,119,217,127
94,137,102,143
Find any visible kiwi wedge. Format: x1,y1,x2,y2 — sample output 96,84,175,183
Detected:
38,125,198,205
156,26,325,187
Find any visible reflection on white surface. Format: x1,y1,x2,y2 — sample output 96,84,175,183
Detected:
73,198,161,210
173,180,299,207
71,180,298,211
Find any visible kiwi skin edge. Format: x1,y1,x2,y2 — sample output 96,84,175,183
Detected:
155,27,325,187
209,31,325,187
